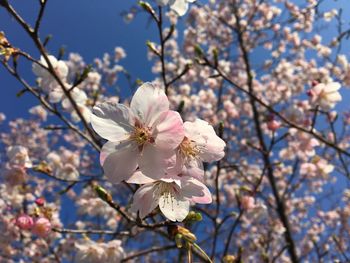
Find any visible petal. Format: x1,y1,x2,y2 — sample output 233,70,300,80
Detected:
326,82,341,92
159,193,189,222
153,111,185,150
56,61,68,78
182,159,204,180
170,0,189,16
130,82,169,127
138,145,178,180
126,170,156,184
181,177,212,204
185,119,226,162
130,184,158,219
49,89,64,103
102,141,139,184
91,102,134,142
327,92,342,102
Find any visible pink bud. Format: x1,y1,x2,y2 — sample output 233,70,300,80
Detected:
35,197,45,207
328,111,337,122
267,120,281,131
32,217,51,237
15,214,34,230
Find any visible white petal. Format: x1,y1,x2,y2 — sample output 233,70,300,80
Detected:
49,89,64,103
326,82,341,92
185,119,226,162
327,92,342,102
56,60,69,78
126,170,156,184
181,177,212,204
159,193,189,222
130,82,169,127
183,159,204,180
170,0,189,16
102,141,139,184
130,184,158,219
91,102,134,142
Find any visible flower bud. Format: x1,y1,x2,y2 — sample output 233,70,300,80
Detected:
15,214,34,230
175,233,183,248
32,217,51,237
267,119,281,132
35,197,45,207
223,255,236,263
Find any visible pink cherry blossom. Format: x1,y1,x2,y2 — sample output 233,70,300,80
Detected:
31,217,52,237
91,82,184,184
15,214,34,230
176,118,226,179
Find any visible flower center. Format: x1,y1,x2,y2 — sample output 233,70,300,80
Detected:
180,137,199,159
130,126,151,146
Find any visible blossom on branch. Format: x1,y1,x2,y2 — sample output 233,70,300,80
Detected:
32,55,69,93
176,119,226,179
308,82,342,110
128,169,212,222
91,82,184,184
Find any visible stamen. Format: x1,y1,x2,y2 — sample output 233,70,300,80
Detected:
130,126,152,146
180,137,200,159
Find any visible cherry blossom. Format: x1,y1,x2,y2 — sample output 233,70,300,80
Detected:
47,149,80,181
176,119,226,179
31,217,52,237
7,145,32,168
130,172,212,221
91,82,184,183
308,82,342,110
32,55,68,92
75,239,125,263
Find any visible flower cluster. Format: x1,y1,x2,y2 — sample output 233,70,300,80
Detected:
2,146,32,186
91,82,225,221
15,212,52,238
75,239,125,263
